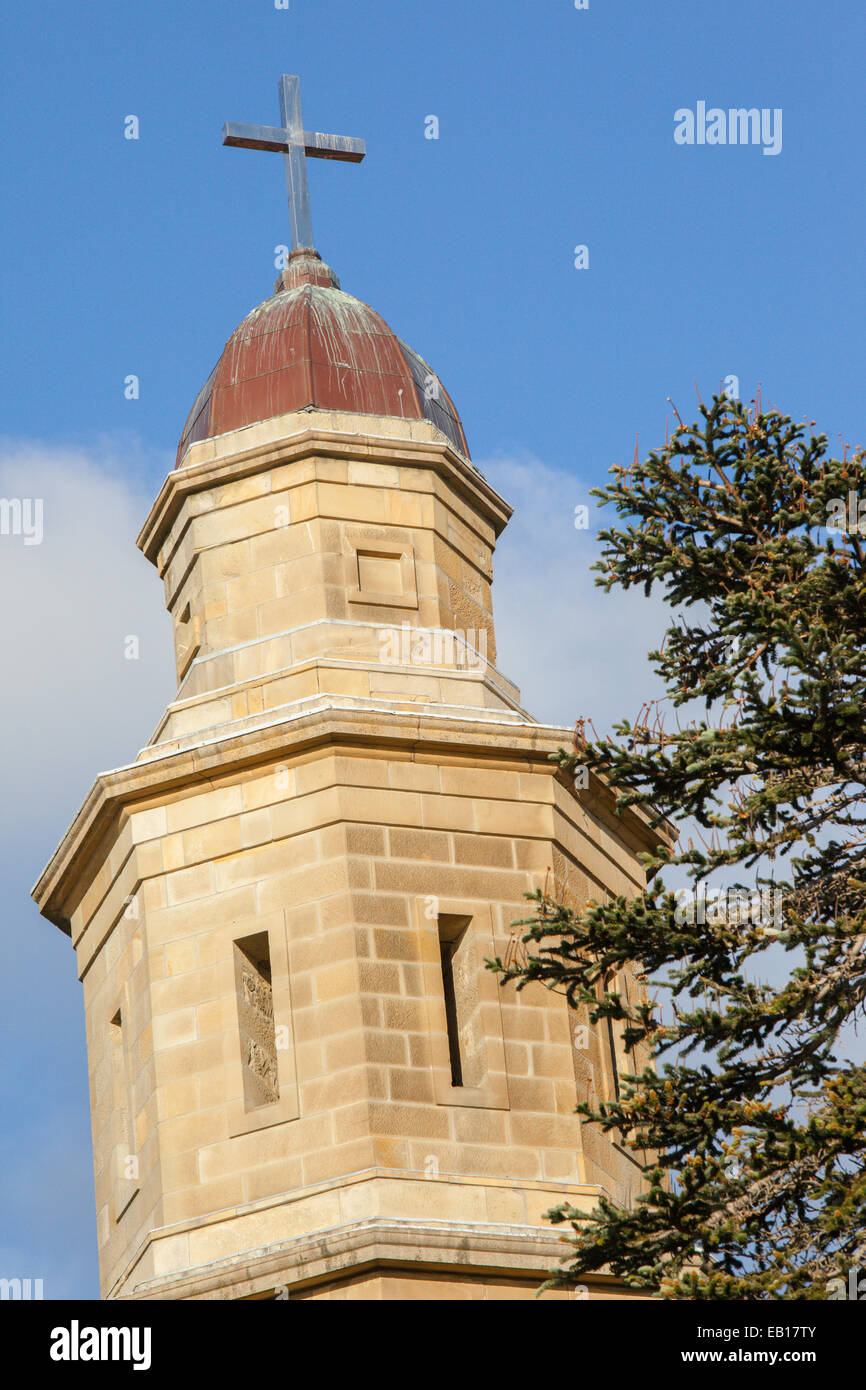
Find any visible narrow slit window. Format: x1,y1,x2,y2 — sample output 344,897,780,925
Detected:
603,970,634,1102
109,1010,128,1128
438,915,486,1089
605,1014,621,1101
109,1009,139,1218
439,936,464,1087
234,932,279,1110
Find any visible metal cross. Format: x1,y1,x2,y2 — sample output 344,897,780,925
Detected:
223,74,365,252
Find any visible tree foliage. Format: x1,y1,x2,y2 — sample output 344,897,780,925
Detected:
494,394,866,1299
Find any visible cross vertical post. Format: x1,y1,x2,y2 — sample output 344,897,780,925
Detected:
279,75,314,251
222,75,366,254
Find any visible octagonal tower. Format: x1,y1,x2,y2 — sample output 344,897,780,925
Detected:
33,244,660,1301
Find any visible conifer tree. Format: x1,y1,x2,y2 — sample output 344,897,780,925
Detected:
494,395,866,1299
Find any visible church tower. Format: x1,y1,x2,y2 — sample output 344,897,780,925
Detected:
33,77,661,1300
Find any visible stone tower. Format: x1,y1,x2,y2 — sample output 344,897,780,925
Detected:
33,243,661,1300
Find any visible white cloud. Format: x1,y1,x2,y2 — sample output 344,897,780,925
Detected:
483,452,669,733
0,438,176,843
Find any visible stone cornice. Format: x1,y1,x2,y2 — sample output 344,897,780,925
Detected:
137,416,513,568
32,704,666,935
115,1215,582,1300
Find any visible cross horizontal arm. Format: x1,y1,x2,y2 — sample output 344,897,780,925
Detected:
223,122,365,162
222,122,287,152
304,131,366,162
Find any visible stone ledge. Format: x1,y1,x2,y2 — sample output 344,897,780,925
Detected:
106,1168,629,1301
115,1215,580,1301
32,704,665,935
138,415,512,569
170,620,524,709
144,688,534,761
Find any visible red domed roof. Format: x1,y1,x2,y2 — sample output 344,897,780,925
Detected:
177,250,470,466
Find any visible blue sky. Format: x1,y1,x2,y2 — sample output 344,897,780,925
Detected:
1,0,864,1298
